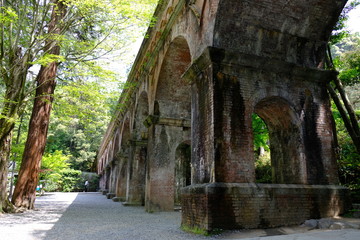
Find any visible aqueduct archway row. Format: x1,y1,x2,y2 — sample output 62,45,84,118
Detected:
97,0,350,231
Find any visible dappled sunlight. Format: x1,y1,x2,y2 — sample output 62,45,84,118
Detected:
0,193,78,240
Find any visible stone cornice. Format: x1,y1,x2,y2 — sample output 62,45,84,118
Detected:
182,47,338,83
143,115,191,128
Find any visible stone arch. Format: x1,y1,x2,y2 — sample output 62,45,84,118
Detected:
113,129,121,156
254,96,305,184
115,119,131,200
124,91,149,205
154,36,191,118
134,91,149,140
146,36,192,212
214,0,345,67
174,141,191,207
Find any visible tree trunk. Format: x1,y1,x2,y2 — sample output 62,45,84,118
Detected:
0,60,29,212
11,0,66,209
0,132,12,212
326,45,360,154
327,83,360,153
333,77,360,138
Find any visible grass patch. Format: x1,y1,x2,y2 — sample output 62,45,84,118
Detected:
181,224,223,236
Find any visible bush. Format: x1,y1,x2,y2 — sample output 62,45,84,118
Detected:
74,172,99,192
58,169,82,192
255,151,272,183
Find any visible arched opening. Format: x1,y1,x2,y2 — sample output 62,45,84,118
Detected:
154,36,191,119
153,100,160,116
174,142,191,207
254,97,303,184
105,166,111,191
146,36,192,211
252,114,271,183
134,91,149,139
113,130,120,156
126,91,149,205
115,120,130,200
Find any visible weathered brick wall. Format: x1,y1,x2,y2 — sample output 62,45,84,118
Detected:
214,0,347,67
145,124,191,212
182,183,351,231
95,0,349,231
125,143,147,205
185,47,339,185
115,155,128,201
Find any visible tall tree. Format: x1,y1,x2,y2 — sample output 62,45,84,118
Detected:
8,0,157,210
327,1,360,154
0,0,47,212
11,0,66,209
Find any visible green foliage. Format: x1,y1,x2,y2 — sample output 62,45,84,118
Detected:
46,80,118,172
75,172,99,191
330,0,360,44
40,150,71,191
330,33,360,199
255,152,272,183
333,107,360,191
333,33,360,86
57,169,82,192
31,54,66,67
39,151,99,192
0,0,158,203
252,114,269,151
0,6,18,24
180,225,209,236
252,114,272,183
337,50,360,86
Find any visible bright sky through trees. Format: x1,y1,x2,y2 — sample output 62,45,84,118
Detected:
347,3,360,33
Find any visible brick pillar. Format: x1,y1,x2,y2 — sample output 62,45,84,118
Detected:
189,48,255,184
108,161,117,194
145,124,174,212
144,116,191,212
181,46,348,232
123,140,147,206
115,152,128,201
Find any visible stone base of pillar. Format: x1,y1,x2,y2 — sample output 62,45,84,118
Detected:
102,189,108,195
181,183,351,232
122,201,142,206
112,197,126,202
106,193,116,199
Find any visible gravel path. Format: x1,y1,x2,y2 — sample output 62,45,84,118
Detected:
1,192,359,240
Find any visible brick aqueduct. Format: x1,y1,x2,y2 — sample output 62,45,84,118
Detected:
97,0,351,231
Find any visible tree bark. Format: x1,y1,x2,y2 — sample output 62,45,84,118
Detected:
0,53,29,212
327,83,360,153
11,0,66,209
333,77,360,138
0,132,12,212
326,45,360,154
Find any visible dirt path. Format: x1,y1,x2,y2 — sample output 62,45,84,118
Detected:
0,192,359,240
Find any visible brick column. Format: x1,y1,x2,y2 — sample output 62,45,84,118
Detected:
114,151,128,201
123,140,147,206
144,116,191,212
181,46,347,232
187,47,255,184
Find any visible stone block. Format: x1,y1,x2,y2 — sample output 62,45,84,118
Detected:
102,190,108,195
106,193,116,199
318,218,332,229
182,183,351,232
303,219,318,229
122,201,142,206
112,197,126,202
